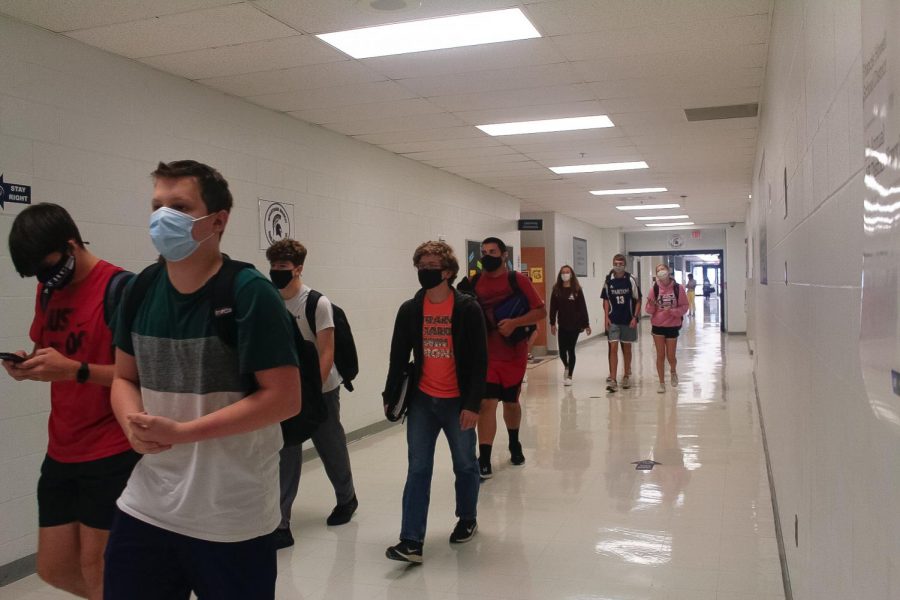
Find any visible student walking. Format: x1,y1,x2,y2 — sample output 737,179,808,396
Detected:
104,161,301,600
686,274,698,316
267,239,358,550
3,204,139,600
383,241,487,564
548,265,590,386
645,263,690,394
600,254,642,392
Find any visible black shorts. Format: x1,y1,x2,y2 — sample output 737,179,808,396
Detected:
484,382,522,403
38,450,140,530
651,326,681,339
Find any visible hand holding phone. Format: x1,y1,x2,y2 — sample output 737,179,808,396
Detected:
0,352,26,364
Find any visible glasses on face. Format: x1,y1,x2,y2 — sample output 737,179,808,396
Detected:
417,263,443,271
613,263,626,268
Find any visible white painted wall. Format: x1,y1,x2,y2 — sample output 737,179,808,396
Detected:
748,1,899,599
725,223,747,333
0,16,522,568
521,212,621,352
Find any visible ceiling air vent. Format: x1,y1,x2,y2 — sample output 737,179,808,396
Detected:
684,103,758,122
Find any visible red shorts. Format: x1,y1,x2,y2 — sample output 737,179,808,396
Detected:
485,359,527,402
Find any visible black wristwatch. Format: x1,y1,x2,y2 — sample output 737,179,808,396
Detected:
76,362,90,384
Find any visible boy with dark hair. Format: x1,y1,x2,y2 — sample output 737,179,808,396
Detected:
601,253,642,392
103,161,300,599
383,241,487,563
3,203,139,600
470,237,545,478
266,239,358,550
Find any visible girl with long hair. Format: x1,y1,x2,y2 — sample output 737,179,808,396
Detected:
549,265,591,385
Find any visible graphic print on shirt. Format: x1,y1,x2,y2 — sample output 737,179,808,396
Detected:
657,290,678,310
423,314,454,360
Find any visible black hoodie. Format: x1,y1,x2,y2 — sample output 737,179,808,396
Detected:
384,287,488,413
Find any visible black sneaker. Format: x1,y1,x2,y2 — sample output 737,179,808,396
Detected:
449,519,478,543
272,528,294,550
326,495,358,526
479,462,493,480
510,443,525,466
385,539,423,564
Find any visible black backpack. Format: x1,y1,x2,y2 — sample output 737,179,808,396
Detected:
120,258,326,447
41,268,133,328
459,271,536,344
304,290,359,392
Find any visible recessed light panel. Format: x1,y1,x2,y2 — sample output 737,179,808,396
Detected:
589,185,665,195
316,8,541,59
477,115,614,136
634,215,690,221
552,162,648,175
616,204,681,211
646,222,694,227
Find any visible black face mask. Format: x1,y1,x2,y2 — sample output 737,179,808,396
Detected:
269,269,294,290
37,252,76,290
481,254,503,272
418,268,445,290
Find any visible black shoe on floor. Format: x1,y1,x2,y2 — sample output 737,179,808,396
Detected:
272,528,294,550
510,443,525,466
386,539,423,564
449,519,478,544
479,462,493,480
326,495,358,526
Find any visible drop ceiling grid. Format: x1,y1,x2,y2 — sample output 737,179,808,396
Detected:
0,0,770,223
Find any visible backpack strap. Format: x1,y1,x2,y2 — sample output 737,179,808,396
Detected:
121,263,164,337
103,270,134,327
209,258,255,348
305,289,322,336
507,270,520,295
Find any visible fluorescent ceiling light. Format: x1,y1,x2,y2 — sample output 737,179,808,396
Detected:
477,115,614,136
616,204,681,211
646,222,694,227
316,8,541,59
553,162,648,175
634,215,690,221
589,185,665,195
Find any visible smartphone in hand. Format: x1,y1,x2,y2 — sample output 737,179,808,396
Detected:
0,352,26,364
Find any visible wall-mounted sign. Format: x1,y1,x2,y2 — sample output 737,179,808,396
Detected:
691,230,702,239
518,219,543,231
573,237,588,277
259,200,294,250
529,267,544,283
0,174,31,210
668,233,685,248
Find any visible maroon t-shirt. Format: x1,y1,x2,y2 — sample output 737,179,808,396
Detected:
474,270,544,363
30,260,131,462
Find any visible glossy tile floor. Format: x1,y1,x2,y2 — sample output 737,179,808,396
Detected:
1,298,785,600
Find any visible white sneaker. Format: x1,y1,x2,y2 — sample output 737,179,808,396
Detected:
606,379,618,392
657,382,666,394
564,376,572,386
622,375,631,389
670,372,678,385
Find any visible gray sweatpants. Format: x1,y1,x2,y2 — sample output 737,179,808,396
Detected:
278,387,356,530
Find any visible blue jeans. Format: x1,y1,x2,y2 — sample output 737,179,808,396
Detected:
400,392,479,544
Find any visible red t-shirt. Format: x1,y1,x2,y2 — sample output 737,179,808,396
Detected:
474,270,544,363
29,260,131,463
419,294,460,398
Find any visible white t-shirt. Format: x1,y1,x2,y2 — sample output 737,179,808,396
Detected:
284,284,342,393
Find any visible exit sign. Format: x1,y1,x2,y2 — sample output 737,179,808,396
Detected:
691,230,702,239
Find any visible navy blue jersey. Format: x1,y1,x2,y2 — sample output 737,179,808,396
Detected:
601,273,641,325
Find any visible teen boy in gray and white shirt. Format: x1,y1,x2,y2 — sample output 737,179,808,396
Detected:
267,239,358,550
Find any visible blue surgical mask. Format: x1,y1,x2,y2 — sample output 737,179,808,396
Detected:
149,207,215,262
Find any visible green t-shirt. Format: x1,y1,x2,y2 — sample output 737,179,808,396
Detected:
114,265,298,542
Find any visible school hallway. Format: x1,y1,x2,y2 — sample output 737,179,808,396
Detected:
1,298,783,600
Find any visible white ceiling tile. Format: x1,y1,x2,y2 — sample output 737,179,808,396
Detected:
383,137,503,154
453,101,608,127
289,97,443,124
353,127,485,145
65,3,298,59
140,35,345,80
315,112,466,136
397,63,581,97
0,0,239,32
402,146,526,162
428,83,594,113
249,80,418,112
198,60,387,97
421,154,533,168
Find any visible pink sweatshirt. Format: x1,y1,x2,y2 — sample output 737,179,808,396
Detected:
645,279,690,328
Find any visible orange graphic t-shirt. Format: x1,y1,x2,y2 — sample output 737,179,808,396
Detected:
419,294,460,399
